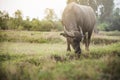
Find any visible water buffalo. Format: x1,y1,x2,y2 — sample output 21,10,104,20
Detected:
61,2,96,56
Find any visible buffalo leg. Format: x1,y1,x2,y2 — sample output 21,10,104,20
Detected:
83,32,89,51
87,31,92,51
83,32,87,44
67,38,71,51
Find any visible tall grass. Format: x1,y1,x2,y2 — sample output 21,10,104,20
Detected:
0,42,120,80
0,30,120,80
99,31,120,36
0,30,120,44
0,30,64,43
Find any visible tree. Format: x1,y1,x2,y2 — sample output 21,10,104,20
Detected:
21,16,32,30
0,11,9,30
14,10,22,19
13,10,23,29
0,9,62,31
7,17,16,30
30,18,41,31
98,0,114,23
109,8,120,31
44,8,57,21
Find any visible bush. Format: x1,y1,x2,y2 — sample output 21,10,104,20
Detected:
98,23,109,31
40,20,54,31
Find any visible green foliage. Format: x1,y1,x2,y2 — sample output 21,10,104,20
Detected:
54,21,63,31
40,20,54,31
6,18,16,30
30,18,41,31
0,10,63,31
0,11,9,30
98,8,120,31
98,23,109,31
22,20,32,30
108,8,120,31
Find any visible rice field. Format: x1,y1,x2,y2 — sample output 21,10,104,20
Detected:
0,30,120,80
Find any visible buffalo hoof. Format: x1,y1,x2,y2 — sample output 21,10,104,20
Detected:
75,53,81,59
75,51,81,58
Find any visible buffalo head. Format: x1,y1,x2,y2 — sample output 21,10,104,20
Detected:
60,29,83,55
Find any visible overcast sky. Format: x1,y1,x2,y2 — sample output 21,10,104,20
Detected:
0,0,120,20
114,0,120,8
0,0,67,20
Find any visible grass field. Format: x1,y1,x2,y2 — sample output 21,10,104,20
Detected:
0,30,120,80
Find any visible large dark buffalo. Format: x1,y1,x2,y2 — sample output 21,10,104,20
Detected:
61,2,96,56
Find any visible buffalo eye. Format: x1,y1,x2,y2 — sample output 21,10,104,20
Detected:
73,38,78,42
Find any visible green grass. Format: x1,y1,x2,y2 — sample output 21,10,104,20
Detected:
0,42,120,80
0,30,64,43
99,31,120,36
0,30,120,80
91,34,120,44
0,30,120,44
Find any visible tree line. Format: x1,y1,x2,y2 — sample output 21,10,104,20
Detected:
0,0,120,31
0,9,63,31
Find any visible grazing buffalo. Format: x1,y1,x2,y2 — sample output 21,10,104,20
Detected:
61,2,96,56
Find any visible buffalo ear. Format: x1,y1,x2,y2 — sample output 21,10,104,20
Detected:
60,33,67,37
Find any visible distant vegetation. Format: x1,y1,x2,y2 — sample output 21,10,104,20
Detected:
0,9,63,31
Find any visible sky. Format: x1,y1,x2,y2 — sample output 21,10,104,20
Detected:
0,0,120,20
114,0,120,8
0,0,67,20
